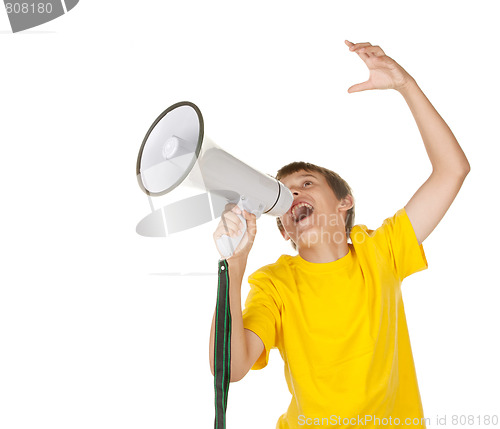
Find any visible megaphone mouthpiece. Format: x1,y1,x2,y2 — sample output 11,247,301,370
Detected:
162,135,199,160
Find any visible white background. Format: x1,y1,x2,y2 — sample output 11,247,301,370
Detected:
1,1,499,428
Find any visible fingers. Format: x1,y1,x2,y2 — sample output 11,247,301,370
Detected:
213,203,258,258
358,46,385,57
214,205,244,239
347,41,372,50
345,40,385,58
213,204,257,240
346,41,372,60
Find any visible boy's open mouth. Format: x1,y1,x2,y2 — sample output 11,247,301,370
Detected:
292,202,314,223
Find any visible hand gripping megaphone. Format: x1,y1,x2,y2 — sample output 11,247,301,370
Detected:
136,101,293,259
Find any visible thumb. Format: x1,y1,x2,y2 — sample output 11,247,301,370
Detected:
241,210,257,236
241,210,257,242
231,210,257,257
347,80,372,93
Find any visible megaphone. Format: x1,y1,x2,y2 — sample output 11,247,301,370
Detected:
136,101,293,259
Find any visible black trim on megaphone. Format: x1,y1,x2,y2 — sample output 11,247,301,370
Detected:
136,101,204,196
263,178,281,214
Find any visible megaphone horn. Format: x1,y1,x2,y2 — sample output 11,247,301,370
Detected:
136,101,293,259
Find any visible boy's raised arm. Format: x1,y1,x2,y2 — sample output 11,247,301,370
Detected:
345,40,470,245
398,78,470,245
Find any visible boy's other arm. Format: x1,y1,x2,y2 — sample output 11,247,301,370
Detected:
208,256,265,382
209,206,264,382
345,41,471,245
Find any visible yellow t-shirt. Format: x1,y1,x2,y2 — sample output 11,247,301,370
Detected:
242,208,428,428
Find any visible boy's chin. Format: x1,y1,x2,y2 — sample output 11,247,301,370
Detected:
295,228,324,248
295,226,345,248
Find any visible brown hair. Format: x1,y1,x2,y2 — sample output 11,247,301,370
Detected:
275,162,355,250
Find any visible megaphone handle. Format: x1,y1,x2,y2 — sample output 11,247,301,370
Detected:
216,199,248,259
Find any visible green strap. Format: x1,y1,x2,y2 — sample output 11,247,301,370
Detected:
214,259,231,428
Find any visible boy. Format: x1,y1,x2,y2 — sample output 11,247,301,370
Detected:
209,40,470,428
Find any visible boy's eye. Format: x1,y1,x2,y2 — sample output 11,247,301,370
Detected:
303,181,312,187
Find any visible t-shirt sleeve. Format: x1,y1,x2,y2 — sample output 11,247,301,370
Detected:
376,207,428,281
241,269,282,370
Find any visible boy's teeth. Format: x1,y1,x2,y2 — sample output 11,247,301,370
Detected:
292,203,313,221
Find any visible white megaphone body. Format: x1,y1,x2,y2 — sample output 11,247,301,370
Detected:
136,101,293,259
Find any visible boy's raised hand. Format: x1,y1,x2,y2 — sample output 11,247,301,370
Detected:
345,40,413,93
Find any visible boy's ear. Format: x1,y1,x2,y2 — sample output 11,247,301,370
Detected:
340,195,354,211
339,194,354,212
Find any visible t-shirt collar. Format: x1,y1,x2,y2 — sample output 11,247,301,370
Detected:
292,244,354,273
